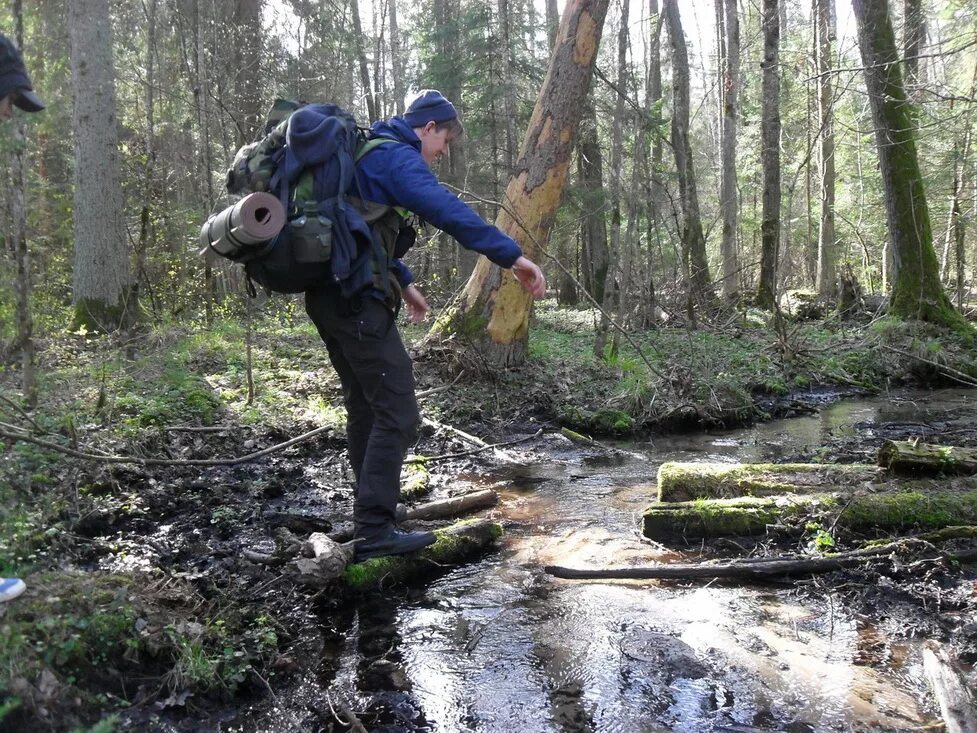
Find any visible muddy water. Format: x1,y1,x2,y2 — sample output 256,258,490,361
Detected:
269,389,977,732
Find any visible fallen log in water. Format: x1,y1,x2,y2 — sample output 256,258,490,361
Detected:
329,490,499,543
879,440,977,476
546,540,977,581
656,462,883,502
922,641,977,733
342,519,503,591
643,490,977,541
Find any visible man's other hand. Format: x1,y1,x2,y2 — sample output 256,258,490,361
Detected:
403,284,430,323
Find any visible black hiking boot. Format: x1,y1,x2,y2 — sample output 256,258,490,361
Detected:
353,527,436,562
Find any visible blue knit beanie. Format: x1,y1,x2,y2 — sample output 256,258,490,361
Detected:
403,90,457,128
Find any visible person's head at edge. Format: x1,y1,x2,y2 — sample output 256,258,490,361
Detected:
403,89,463,166
0,32,45,121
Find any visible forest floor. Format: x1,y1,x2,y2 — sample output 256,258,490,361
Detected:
2,300,977,731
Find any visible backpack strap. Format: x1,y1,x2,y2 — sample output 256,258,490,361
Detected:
355,137,412,220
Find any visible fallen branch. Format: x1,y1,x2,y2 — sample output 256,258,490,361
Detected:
330,490,500,543
0,424,333,467
404,428,541,465
881,345,977,388
545,544,977,581
922,641,977,733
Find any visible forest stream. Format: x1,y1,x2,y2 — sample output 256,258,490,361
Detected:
226,388,977,732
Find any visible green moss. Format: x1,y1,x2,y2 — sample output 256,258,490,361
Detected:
644,490,977,542
342,520,503,591
657,462,880,502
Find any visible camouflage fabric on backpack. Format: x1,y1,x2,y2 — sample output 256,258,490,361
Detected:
225,99,302,195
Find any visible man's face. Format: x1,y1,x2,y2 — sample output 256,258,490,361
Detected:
0,96,12,120
418,121,454,166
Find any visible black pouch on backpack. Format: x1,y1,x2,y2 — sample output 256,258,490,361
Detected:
289,207,333,264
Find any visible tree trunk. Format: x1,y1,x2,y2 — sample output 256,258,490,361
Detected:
10,0,35,404
578,103,608,304
718,0,739,299
389,0,405,115
545,0,560,50
756,0,781,310
903,0,925,92
234,0,264,142
69,0,132,331
431,0,611,368
852,0,964,326
348,0,376,121
498,0,519,169
596,0,630,358
815,0,837,300
663,0,713,311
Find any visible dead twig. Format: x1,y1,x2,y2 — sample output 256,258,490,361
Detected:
404,428,541,465
0,424,333,467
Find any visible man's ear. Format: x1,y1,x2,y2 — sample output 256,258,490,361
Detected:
422,120,438,135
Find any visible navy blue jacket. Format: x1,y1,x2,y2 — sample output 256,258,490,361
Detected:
355,117,523,288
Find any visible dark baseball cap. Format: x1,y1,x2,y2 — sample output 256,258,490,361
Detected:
0,32,45,113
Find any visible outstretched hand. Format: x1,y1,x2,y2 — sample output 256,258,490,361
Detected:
511,256,546,299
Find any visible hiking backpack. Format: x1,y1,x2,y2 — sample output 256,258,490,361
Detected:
215,99,401,296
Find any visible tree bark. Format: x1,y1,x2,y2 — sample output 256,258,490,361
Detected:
663,0,713,311
903,0,925,92
657,462,884,502
878,440,977,476
756,0,781,310
432,0,611,368
852,0,964,326
815,0,837,300
643,489,977,541
718,0,739,299
10,0,35,404
922,642,977,733
348,0,377,121
578,103,608,304
68,0,132,331
389,0,405,115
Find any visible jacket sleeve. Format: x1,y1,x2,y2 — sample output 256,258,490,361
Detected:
371,149,523,269
391,259,414,288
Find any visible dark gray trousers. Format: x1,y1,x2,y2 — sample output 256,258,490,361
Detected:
305,288,420,539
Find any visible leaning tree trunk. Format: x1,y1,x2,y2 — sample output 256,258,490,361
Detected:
663,0,713,311
718,0,739,299
68,0,132,331
815,0,837,300
852,0,965,327
432,0,611,367
756,0,780,310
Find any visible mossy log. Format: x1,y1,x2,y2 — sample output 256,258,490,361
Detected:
643,490,977,541
342,519,503,591
657,462,884,502
878,440,977,476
